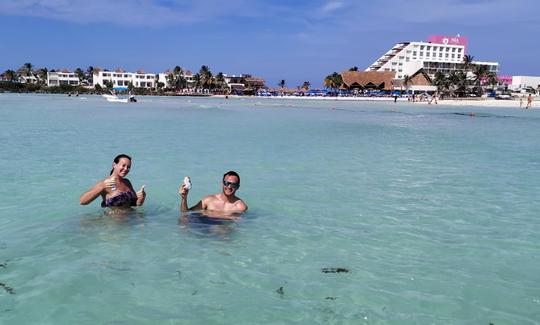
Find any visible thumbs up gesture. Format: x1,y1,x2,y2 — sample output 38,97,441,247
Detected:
136,185,146,206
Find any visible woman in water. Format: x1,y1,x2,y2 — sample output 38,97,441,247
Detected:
80,154,146,208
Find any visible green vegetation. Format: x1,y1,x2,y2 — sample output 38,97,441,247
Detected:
323,72,343,91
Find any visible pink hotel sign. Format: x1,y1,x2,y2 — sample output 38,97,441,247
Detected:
427,35,468,53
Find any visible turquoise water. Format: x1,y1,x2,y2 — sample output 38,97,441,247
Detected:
1,93,539,324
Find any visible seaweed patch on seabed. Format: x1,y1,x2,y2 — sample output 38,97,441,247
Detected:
276,286,284,298
321,267,349,273
0,283,15,295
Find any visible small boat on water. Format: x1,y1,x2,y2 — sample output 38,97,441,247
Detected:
102,94,137,103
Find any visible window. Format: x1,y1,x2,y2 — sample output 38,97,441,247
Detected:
452,48,456,52
420,45,425,50
413,51,417,56
427,46,431,50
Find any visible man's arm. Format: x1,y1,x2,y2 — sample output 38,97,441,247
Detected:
180,185,205,212
236,199,248,212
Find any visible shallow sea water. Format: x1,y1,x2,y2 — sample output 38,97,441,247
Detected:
1,93,540,324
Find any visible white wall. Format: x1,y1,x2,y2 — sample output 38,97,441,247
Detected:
511,76,540,90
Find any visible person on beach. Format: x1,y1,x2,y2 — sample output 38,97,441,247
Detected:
429,92,438,105
526,94,533,109
80,154,146,207
179,171,247,215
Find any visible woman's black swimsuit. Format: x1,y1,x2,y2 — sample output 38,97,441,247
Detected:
101,191,137,208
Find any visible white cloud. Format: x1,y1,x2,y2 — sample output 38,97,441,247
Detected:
321,1,344,14
0,0,261,27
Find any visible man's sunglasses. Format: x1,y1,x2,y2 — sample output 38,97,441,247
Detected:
223,180,239,189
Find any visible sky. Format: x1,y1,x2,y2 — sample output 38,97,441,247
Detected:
1,0,540,88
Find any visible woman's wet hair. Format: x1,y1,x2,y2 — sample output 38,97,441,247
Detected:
223,170,240,184
110,154,132,175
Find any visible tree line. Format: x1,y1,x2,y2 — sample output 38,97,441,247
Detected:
1,63,266,95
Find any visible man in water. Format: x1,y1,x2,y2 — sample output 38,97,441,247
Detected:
179,171,248,215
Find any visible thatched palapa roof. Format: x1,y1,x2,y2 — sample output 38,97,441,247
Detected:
340,71,396,90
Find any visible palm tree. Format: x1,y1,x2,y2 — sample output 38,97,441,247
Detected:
172,66,182,90
471,64,489,96
199,65,213,90
19,62,34,76
462,54,474,72
74,68,84,83
36,67,48,85
104,80,113,91
16,62,35,83
433,71,450,96
3,69,16,82
301,81,310,91
323,72,342,92
278,80,286,95
85,66,94,85
403,75,412,95
166,72,176,90
193,73,201,91
448,70,468,97
169,66,186,91
214,72,226,94
484,72,498,93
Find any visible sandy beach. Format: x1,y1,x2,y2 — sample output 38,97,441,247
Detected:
213,94,536,108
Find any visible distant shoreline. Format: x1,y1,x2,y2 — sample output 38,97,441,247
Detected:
212,94,535,108
1,91,534,109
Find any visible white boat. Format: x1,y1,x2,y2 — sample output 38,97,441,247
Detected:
102,94,137,103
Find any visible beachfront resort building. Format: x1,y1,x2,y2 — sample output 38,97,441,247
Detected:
223,74,265,93
93,69,157,90
508,76,540,92
157,70,197,89
46,71,80,87
366,35,498,79
18,75,38,84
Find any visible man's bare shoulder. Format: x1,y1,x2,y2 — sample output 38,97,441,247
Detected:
202,194,221,202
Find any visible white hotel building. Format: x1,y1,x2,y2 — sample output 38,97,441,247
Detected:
157,71,196,89
47,71,80,87
93,70,157,89
366,35,498,79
